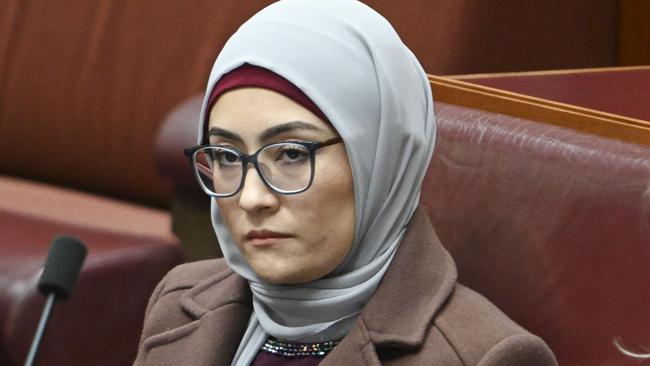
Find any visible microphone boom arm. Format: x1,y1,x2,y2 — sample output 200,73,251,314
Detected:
24,293,55,366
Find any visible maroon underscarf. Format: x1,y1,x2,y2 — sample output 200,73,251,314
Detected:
251,351,323,366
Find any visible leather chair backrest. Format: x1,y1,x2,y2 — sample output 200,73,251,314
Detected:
423,102,650,365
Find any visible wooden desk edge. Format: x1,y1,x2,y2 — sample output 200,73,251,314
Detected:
446,65,650,80
428,74,650,147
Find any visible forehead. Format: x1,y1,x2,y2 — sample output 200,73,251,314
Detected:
207,87,335,138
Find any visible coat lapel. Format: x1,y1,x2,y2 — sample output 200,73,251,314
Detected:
362,206,457,348
140,206,455,365
321,320,381,366
140,269,253,366
323,207,458,364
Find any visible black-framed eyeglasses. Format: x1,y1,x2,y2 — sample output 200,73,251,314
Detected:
183,137,343,197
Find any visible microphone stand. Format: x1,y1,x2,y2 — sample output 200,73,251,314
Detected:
24,235,86,366
24,293,56,366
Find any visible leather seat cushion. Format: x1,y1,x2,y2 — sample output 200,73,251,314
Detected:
0,176,184,366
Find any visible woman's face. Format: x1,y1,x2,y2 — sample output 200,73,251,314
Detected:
208,87,355,285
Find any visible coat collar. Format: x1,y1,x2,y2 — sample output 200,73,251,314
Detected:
139,264,252,366
179,265,250,319
360,206,457,348
319,206,457,365
171,206,456,364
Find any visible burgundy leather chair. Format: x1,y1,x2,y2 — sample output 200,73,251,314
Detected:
0,178,184,366
425,102,650,365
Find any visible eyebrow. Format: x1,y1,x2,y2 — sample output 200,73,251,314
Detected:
259,121,322,141
207,121,323,144
207,127,243,144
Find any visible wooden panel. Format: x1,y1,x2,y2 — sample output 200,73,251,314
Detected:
619,0,650,65
366,0,617,74
428,74,650,147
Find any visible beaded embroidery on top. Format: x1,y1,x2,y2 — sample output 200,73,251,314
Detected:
261,336,340,358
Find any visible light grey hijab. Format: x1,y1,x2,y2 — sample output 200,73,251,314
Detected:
197,0,436,364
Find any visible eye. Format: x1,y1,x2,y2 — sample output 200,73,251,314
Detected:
212,148,240,167
275,144,310,164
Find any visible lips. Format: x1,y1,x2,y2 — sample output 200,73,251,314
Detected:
246,230,292,246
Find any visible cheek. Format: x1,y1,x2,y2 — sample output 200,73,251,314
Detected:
306,189,354,238
276,177,354,283
301,158,356,253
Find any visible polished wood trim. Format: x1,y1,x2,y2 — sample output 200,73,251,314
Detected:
447,65,650,80
430,74,648,126
428,74,650,147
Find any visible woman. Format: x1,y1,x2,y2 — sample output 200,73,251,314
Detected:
134,1,556,365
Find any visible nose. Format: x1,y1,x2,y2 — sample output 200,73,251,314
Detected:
237,165,279,213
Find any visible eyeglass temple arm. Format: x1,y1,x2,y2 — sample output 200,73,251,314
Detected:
318,137,343,148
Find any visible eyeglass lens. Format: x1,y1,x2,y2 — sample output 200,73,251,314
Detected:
194,142,313,196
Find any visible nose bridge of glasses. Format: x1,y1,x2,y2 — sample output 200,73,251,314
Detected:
239,157,277,199
240,151,266,179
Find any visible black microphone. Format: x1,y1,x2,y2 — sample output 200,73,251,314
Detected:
24,235,87,366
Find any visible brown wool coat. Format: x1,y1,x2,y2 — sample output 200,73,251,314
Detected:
133,208,557,365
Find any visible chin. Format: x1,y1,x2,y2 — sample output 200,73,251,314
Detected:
258,274,295,285
257,270,308,285
253,263,322,285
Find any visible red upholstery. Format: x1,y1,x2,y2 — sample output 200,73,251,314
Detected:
425,103,650,366
154,94,650,365
0,177,184,366
155,96,205,192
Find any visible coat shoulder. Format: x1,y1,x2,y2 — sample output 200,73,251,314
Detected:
158,258,232,295
134,260,252,366
434,284,557,366
137,259,234,341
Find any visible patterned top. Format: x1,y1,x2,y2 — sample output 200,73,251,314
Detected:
251,337,340,366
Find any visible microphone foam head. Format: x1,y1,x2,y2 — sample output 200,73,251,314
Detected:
37,235,87,300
